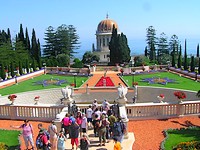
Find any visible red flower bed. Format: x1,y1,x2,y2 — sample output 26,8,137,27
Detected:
95,76,115,87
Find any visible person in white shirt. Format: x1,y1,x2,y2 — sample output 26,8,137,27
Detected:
86,105,93,129
92,99,98,111
48,120,57,150
94,108,102,120
102,99,110,109
81,113,88,137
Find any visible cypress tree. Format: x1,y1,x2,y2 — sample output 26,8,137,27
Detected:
31,28,38,60
172,54,175,67
10,62,14,77
197,43,199,57
198,57,200,74
18,24,25,44
184,39,188,70
109,25,118,65
37,39,42,68
19,61,23,75
178,44,182,68
25,27,31,55
190,56,195,72
0,63,5,80
25,59,29,73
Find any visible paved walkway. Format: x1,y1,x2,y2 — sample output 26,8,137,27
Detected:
81,71,126,87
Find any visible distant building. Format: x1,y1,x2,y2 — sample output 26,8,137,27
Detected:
93,15,121,64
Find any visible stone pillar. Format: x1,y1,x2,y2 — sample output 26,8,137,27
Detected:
54,107,68,132
117,96,129,139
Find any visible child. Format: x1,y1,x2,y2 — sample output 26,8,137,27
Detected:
113,137,122,150
57,131,66,150
80,133,90,150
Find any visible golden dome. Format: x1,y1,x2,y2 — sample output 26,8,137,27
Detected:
97,15,118,33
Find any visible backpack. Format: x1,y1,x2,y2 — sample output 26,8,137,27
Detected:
80,138,89,150
44,130,50,140
112,121,123,136
36,135,44,149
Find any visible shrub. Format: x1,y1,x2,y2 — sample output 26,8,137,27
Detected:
0,142,8,150
173,141,200,150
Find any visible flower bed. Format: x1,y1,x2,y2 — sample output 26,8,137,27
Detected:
95,76,115,87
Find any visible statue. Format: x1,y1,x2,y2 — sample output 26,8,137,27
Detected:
61,86,73,104
117,84,128,100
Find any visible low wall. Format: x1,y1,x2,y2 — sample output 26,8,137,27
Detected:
0,69,44,89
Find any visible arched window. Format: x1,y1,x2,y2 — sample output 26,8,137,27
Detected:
103,38,105,46
107,37,109,46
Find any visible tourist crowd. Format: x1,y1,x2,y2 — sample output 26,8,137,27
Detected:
11,99,126,150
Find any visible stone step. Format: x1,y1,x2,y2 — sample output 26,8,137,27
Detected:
64,128,135,150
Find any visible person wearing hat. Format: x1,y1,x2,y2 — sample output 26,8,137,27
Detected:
113,137,122,150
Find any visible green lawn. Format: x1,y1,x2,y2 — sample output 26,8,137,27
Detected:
122,72,200,91
163,127,200,150
0,129,21,149
0,74,88,96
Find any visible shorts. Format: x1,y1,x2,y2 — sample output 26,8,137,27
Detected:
82,128,86,133
87,118,92,123
71,138,79,146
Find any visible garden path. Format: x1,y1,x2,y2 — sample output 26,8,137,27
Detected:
81,71,126,87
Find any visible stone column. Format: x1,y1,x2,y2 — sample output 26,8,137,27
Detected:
117,97,129,139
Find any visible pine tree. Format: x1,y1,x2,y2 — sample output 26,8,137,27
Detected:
184,39,188,70
31,28,38,60
197,43,199,57
146,26,157,61
144,46,148,57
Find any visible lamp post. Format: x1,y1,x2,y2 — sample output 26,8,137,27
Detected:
132,72,135,87
73,73,77,88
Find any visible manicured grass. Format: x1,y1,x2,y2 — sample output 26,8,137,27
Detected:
0,129,21,149
122,72,200,91
163,127,200,150
0,74,88,96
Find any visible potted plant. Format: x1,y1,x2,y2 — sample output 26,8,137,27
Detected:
157,94,165,103
174,91,186,103
8,94,17,105
34,96,40,105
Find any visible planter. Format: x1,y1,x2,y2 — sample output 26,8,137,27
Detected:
34,99,39,105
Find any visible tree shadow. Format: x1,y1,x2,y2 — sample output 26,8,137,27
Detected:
171,120,200,127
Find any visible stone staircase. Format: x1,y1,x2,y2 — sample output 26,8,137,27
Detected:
64,128,135,150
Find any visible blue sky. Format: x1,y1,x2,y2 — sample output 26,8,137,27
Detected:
1,0,200,58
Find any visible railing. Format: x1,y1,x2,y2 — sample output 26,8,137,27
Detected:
78,101,200,120
0,101,200,121
0,104,64,122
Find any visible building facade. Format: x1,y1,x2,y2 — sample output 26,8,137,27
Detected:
93,15,120,63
